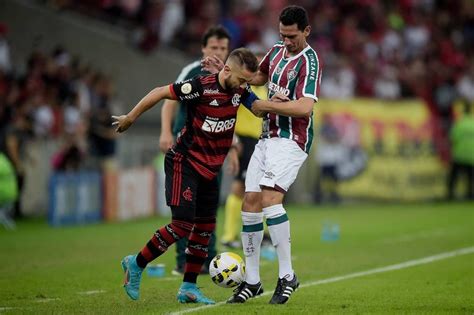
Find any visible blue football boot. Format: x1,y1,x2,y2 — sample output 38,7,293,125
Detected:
176,282,215,304
121,255,143,300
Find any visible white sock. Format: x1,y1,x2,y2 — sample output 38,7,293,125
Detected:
264,204,293,279
241,211,264,285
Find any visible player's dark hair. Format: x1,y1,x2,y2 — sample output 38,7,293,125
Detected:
202,25,231,47
279,5,309,31
227,48,258,72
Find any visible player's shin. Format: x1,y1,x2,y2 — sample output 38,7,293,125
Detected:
241,211,264,285
183,217,216,283
136,219,193,268
264,204,294,279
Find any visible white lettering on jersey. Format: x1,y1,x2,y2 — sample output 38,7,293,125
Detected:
308,53,317,81
204,89,219,95
201,117,236,133
268,82,290,96
179,92,200,101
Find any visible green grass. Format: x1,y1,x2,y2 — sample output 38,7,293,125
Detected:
1,202,473,314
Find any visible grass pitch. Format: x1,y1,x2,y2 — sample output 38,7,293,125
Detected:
1,202,473,314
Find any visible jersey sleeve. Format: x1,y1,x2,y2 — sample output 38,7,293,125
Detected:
295,52,321,102
258,47,273,75
171,76,203,103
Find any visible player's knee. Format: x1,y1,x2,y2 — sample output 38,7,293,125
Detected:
171,205,194,222
242,192,261,211
261,189,284,208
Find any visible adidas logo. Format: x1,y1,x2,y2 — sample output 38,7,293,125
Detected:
209,99,219,106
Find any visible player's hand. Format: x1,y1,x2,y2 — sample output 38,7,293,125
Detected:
111,115,133,133
226,147,240,176
201,55,224,74
271,93,290,102
251,101,267,117
159,131,175,153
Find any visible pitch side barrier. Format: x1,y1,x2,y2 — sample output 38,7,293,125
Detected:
48,167,159,226
309,98,447,201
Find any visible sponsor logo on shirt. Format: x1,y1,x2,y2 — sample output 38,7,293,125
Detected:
308,53,317,81
201,117,236,133
179,92,200,101
268,82,290,96
203,88,219,95
209,99,219,106
264,171,275,179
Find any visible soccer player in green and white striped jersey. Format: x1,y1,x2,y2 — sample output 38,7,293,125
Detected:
226,5,322,305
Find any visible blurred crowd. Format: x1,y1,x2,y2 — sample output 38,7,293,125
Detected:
0,24,118,175
43,0,474,101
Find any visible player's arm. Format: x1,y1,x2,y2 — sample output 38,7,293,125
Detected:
252,97,315,118
159,99,178,152
112,85,176,133
248,70,268,86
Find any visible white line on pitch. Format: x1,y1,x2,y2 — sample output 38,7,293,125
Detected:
35,298,61,303
169,246,474,315
77,290,107,295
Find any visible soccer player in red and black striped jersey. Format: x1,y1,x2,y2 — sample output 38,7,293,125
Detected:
113,48,261,304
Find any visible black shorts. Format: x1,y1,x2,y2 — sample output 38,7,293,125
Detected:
164,149,219,218
236,136,258,182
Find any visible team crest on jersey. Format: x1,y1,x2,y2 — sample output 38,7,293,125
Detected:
287,69,297,81
183,187,193,202
232,94,241,107
181,83,192,94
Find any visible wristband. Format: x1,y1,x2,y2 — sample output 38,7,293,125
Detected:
241,92,259,110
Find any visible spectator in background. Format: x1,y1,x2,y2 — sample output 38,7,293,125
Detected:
374,65,401,100
320,57,355,99
315,114,345,204
87,74,118,171
159,0,185,46
456,58,474,102
0,23,11,75
0,109,33,219
0,151,17,229
447,103,474,200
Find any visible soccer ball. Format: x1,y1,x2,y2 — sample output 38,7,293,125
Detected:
209,252,245,288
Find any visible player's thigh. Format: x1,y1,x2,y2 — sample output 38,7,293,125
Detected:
244,139,266,193
195,176,220,218
164,151,198,210
236,136,258,181
259,138,308,193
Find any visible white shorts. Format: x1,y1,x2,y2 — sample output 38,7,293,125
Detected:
245,138,308,193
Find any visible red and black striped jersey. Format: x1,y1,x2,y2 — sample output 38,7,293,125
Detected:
169,73,253,180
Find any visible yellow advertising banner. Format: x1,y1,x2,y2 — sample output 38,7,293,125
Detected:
314,98,447,201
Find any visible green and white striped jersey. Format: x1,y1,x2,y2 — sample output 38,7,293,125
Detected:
259,41,322,153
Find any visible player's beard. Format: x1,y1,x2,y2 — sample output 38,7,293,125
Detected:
224,78,238,91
